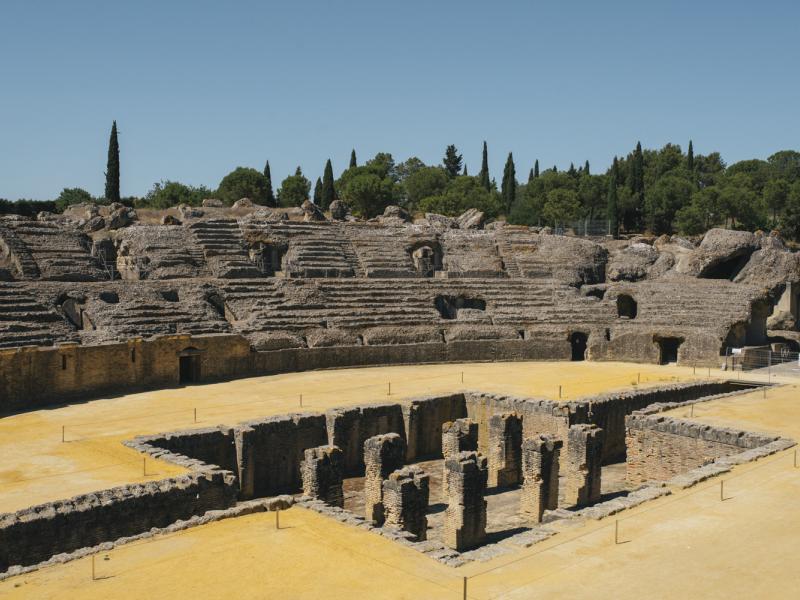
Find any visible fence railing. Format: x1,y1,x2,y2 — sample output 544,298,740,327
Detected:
723,347,800,375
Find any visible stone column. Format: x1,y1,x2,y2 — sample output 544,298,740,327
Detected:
301,445,344,508
487,413,522,488
443,451,487,551
442,418,478,459
520,435,563,522
562,424,604,507
364,433,406,524
383,465,430,541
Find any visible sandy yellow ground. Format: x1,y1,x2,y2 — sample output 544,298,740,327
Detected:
0,360,695,512
1,363,798,598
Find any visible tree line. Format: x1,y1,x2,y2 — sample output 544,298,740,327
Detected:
3,122,800,240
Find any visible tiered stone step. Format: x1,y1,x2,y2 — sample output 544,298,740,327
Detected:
271,222,355,278
189,220,261,278
2,219,106,281
0,285,75,348
344,226,417,278
0,220,40,278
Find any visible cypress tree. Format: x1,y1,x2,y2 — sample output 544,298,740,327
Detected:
104,121,120,202
313,178,323,205
534,160,539,178
264,161,276,206
607,157,619,237
479,141,490,190
462,164,468,176
443,144,463,178
687,140,694,172
584,160,590,175
349,149,357,169
501,152,516,213
568,162,577,178
321,159,336,209
553,165,558,173
528,168,535,184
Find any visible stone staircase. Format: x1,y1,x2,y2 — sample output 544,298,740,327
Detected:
344,225,417,278
0,285,75,348
188,220,262,278
270,222,355,278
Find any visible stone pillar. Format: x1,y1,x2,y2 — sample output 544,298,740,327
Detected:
520,435,563,522
364,433,406,524
487,413,522,488
382,466,430,541
562,425,604,507
442,418,478,459
301,445,344,508
443,451,487,551
234,426,255,500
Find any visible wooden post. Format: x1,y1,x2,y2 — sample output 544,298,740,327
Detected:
388,382,391,396
690,404,694,418
463,576,467,600
300,394,303,408
615,519,619,544
637,372,640,384
276,509,280,530
62,425,65,443
92,554,96,581
193,408,197,423
461,371,464,384
558,385,562,399
720,480,724,501
794,449,797,468
143,457,147,477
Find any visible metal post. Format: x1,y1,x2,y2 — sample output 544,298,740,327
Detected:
707,367,711,377
693,365,696,375
558,385,562,399
614,520,619,544
388,382,391,396
92,554,96,581
463,576,467,600
62,425,65,443
143,458,146,477
720,480,724,501
276,509,280,530
461,371,464,384
300,394,303,408
193,408,197,423
637,372,640,384
690,404,694,418
794,449,797,468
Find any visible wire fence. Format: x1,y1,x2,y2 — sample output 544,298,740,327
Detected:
723,346,800,377
555,218,612,238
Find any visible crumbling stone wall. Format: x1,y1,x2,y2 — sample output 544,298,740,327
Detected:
403,394,467,461
141,426,237,474
0,470,236,572
487,413,522,487
301,445,344,507
625,413,779,485
382,465,430,540
364,433,406,524
326,403,406,475
443,451,487,551
520,435,562,522
442,418,478,459
562,425,604,508
235,413,327,499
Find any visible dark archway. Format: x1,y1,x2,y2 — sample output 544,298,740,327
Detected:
570,332,588,361
616,294,637,319
434,295,486,319
178,347,202,384
656,337,683,364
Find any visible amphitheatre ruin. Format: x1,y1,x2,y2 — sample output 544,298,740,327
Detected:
1,201,799,598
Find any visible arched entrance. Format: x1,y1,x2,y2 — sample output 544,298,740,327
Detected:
178,347,203,384
570,332,588,361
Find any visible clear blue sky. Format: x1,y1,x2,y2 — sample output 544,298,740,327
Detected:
1,0,798,200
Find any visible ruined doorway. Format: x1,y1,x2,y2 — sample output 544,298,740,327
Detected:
178,348,202,384
570,332,588,361
657,337,682,365
616,294,637,319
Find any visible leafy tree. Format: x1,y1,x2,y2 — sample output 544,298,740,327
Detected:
313,177,322,205
277,167,312,207
542,189,581,225
217,167,271,205
779,182,800,240
263,161,276,206
768,150,800,182
105,121,120,202
349,149,357,169
141,181,211,209
404,166,448,209
606,160,619,236
55,188,93,212
443,145,463,178
321,159,336,209
396,157,426,182
501,152,516,212
579,174,605,221
717,174,764,229
568,162,578,178
366,153,398,181
479,141,490,190
764,178,790,223
344,172,395,217
644,174,693,233
418,175,502,218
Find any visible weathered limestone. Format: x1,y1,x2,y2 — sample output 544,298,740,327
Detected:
442,418,478,459
364,433,406,524
443,451,487,551
487,413,522,488
562,425,604,507
301,445,344,507
520,435,562,522
382,465,430,541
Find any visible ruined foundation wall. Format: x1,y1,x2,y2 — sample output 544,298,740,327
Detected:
138,427,238,474
326,403,406,476
364,433,406,524
562,425,604,508
520,435,562,522
403,394,467,461
382,465,430,541
235,413,328,499
443,451,487,551
301,445,344,507
625,413,779,485
487,413,522,488
0,470,236,572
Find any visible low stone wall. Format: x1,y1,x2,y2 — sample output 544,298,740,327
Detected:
326,403,406,475
625,413,779,485
0,470,237,572
403,394,467,461
138,426,238,474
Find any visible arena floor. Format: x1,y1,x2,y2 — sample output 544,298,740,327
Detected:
2,362,798,598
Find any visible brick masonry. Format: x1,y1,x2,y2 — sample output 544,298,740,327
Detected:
382,465,430,541
301,445,344,507
363,433,406,524
562,424,604,508
443,451,488,551
520,434,563,522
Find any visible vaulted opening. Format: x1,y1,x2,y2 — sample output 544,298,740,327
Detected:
434,295,486,319
409,242,443,277
655,337,683,364
616,294,637,319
